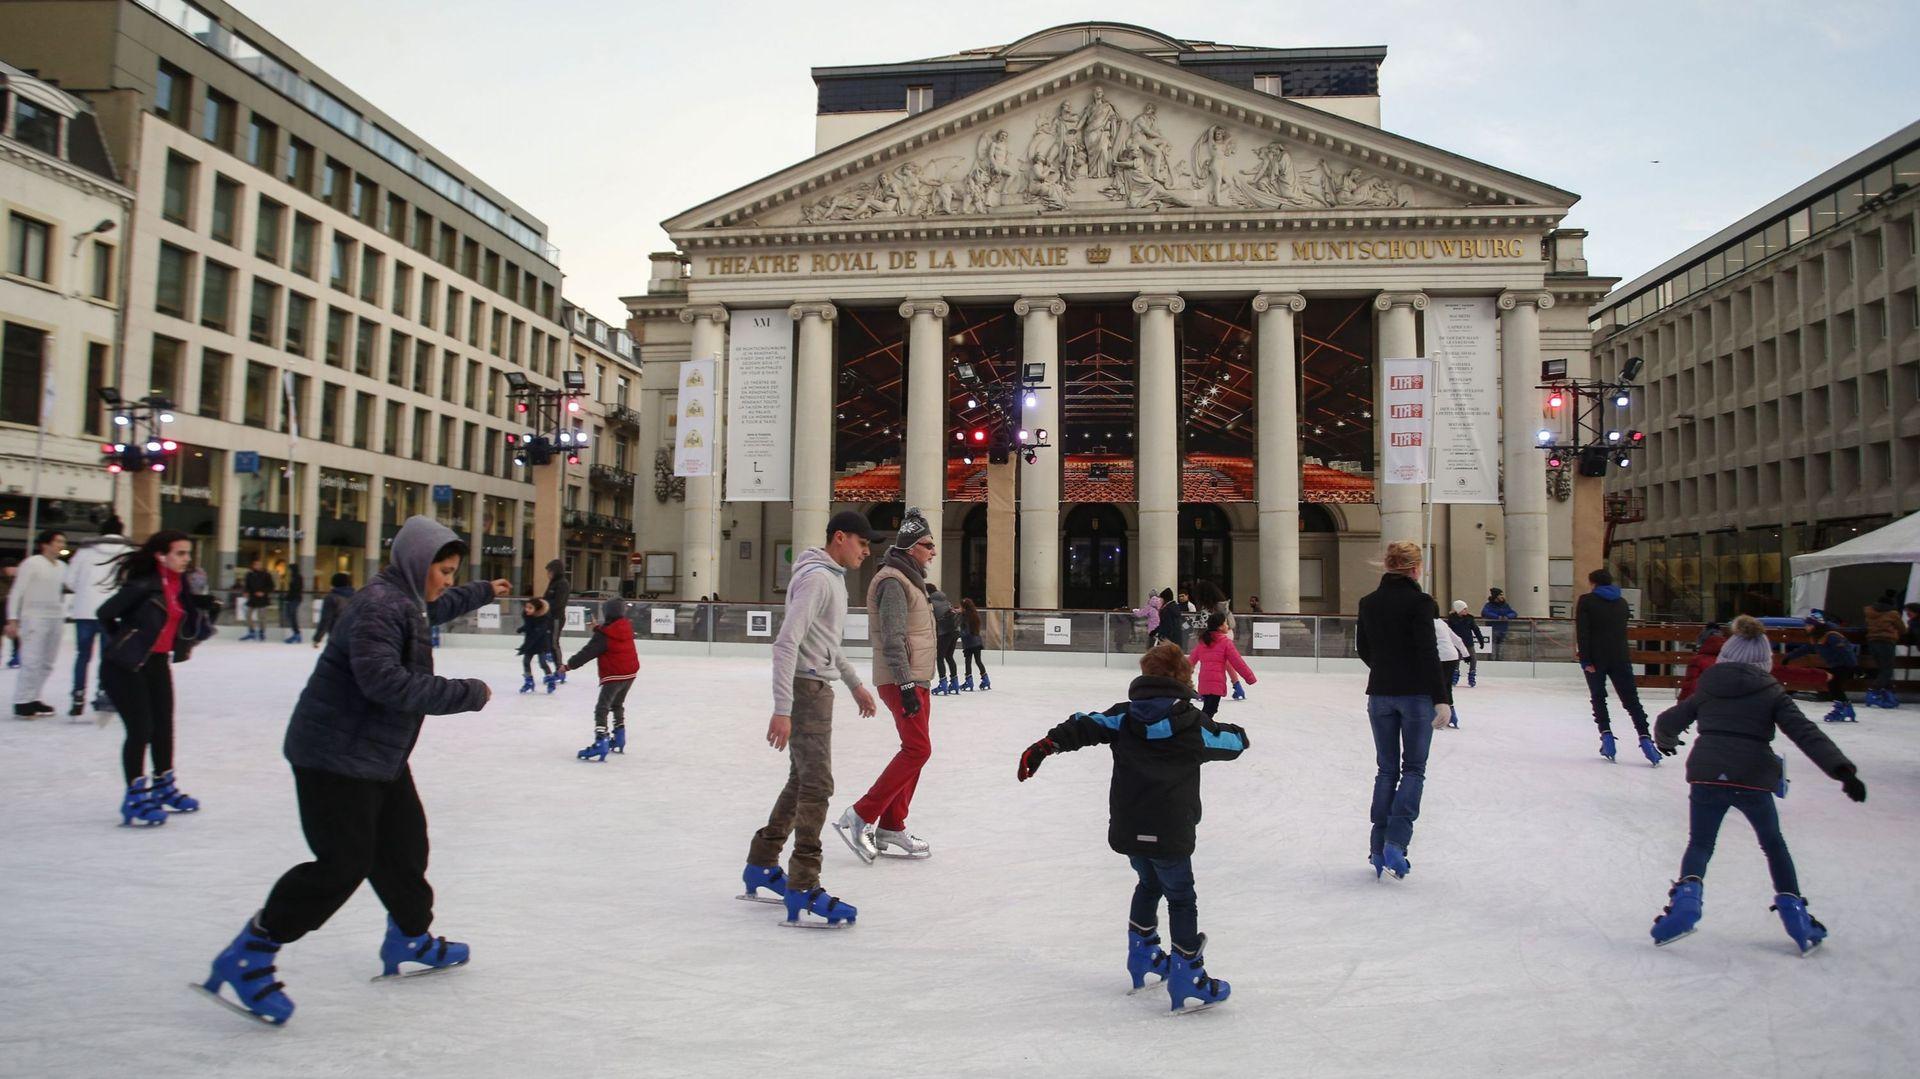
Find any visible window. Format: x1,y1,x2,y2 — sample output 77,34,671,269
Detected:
412,209,432,255
6,213,50,282
320,383,342,443
387,330,409,386
437,415,453,466
391,263,411,317
1,323,49,426
199,260,234,332
322,158,350,212
325,306,348,367
199,349,228,420
463,421,477,472
489,309,505,357
464,358,478,408
84,343,110,435
437,224,457,267
904,85,932,115
384,193,407,240
202,89,236,151
149,335,183,402
282,374,308,435
384,400,402,455
161,153,196,225
12,96,61,155
353,177,378,226
414,342,433,396
359,247,381,303
483,249,500,292
461,237,479,280
290,214,317,277
440,350,455,399
445,287,462,337
284,137,314,192
154,61,191,126
210,176,239,245
353,391,373,449
246,114,277,171
471,298,485,347
249,279,279,345
1254,74,1283,96
285,292,312,356
330,234,354,292
412,407,428,459
255,197,284,263
420,277,437,329
353,318,377,377
155,243,192,317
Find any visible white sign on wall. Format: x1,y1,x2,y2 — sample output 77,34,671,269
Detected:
1044,618,1072,645
747,610,773,637
844,613,869,641
1379,357,1433,486
673,357,716,478
565,605,586,631
476,604,501,629
650,608,677,635
724,309,794,501
1251,622,1281,651
1424,297,1501,504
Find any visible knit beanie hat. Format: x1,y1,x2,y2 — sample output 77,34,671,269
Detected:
892,507,931,550
1716,615,1773,669
1451,600,1468,613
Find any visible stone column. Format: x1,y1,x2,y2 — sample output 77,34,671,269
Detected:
1253,292,1306,612
679,304,729,599
298,462,320,586
789,302,838,556
899,299,948,577
1372,291,1429,546
510,497,525,593
1134,294,1184,598
1499,289,1555,617
216,464,242,590
363,472,385,578
1015,296,1064,609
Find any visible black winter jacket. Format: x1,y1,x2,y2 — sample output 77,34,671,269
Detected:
97,572,214,669
282,516,494,781
314,585,354,645
543,572,571,628
1445,611,1485,649
1044,675,1248,858
516,612,554,657
244,569,275,608
1575,588,1633,667
1654,662,1856,792
1356,574,1445,698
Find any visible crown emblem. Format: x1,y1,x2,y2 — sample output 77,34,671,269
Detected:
686,400,705,418
683,430,703,448
1085,244,1111,265
685,370,706,388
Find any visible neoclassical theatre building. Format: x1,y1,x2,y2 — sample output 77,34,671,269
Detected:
624,24,1614,614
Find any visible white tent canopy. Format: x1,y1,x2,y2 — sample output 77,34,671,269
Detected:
1789,511,1920,616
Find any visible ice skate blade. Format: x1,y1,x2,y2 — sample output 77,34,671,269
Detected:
1126,979,1166,995
1651,928,1696,947
371,960,468,982
779,917,855,930
736,892,785,905
1169,1001,1222,1017
874,848,932,860
831,822,876,865
189,982,287,1027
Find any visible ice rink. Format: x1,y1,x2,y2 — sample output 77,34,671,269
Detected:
2,637,1916,1078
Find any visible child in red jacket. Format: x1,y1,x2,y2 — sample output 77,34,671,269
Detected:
560,598,639,761
1188,613,1256,716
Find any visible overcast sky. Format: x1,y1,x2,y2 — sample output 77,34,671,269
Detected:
240,0,1919,324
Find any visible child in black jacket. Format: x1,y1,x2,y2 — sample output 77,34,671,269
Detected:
515,598,555,694
1016,642,1248,1013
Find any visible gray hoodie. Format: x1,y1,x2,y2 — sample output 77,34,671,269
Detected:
771,547,865,714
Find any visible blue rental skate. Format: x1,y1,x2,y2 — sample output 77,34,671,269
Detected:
577,733,610,762
979,673,992,691
151,770,200,812
1166,935,1229,1015
1823,701,1857,723
1650,877,1703,946
519,675,536,694
1368,850,1385,879
610,726,627,754
782,885,857,928
284,632,302,644
959,676,974,693
1448,706,1460,729
739,864,791,904
1127,922,1170,994
1771,894,1827,955
120,776,167,827
375,916,469,980
1599,731,1618,762
1230,682,1245,701
1638,737,1663,766
195,918,294,1025
544,672,559,694
1380,843,1411,880
1468,668,1477,688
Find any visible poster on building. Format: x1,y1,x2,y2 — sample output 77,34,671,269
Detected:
724,309,794,501
1424,298,1501,504
476,604,500,629
1251,622,1281,651
1379,357,1433,486
565,605,586,632
673,357,716,478
774,544,796,591
1044,618,1072,646
747,611,773,638
650,607,677,635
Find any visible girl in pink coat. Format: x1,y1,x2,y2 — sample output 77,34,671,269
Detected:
1189,612,1256,716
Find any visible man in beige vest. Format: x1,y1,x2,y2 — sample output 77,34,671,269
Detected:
834,508,938,863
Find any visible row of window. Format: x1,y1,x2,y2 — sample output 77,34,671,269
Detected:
5,210,116,300
897,74,1283,116
2,87,63,157
1624,442,1912,527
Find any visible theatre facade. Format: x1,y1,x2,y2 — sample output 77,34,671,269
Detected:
623,30,1613,614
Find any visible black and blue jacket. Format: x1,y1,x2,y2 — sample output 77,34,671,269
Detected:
1043,675,1249,858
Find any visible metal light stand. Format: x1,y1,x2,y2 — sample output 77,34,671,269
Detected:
1534,377,1644,478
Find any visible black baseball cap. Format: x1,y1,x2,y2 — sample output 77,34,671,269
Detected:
825,510,885,542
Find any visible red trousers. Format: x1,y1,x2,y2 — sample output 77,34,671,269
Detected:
853,683,932,831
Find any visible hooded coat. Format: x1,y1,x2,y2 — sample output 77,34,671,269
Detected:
282,516,494,781
1041,675,1249,858
564,598,640,683
1655,661,1856,792
1574,584,1632,667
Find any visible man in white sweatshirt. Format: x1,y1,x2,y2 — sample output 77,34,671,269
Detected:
64,518,134,715
6,529,68,717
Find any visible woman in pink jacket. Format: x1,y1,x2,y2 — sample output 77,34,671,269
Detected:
1189,612,1256,716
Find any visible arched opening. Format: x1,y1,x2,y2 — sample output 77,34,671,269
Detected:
1176,502,1232,597
959,504,988,605
1062,503,1128,610
1300,503,1339,532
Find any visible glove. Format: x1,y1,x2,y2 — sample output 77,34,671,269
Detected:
1017,738,1055,782
900,686,922,718
1657,741,1679,757
1841,774,1867,803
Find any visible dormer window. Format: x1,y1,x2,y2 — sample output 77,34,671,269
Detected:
905,85,932,115
1253,74,1283,97
11,95,62,156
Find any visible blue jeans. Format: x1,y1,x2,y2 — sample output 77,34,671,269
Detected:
1367,694,1434,852
72,619,102,695
1584,661,1648,735
1128,855,1198,952
1680,785,1799,894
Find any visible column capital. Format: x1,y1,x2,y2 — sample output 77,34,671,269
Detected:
679,303,730,325
1132,293,1185,315
788,301,838,322
1372,290,1428,313
1013,295,1065,318
1251,292,1306,314
897,298,949,319
1497,289,1556,311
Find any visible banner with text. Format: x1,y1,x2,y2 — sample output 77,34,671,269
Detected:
724,309,795,501
1379,357,1433,486
673,357,716,479
1424,298,1501,504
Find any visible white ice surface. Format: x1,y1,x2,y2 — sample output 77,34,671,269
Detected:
2,638,1917,1078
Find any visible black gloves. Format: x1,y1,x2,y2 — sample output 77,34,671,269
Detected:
1841,773,1867,803
1017,738,1055,782
900,687,922,718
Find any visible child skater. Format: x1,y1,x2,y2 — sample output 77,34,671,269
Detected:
1188,612,1255,717
1015,642,1249,1013
559,598,639,761
311,572,354,650
958,597,990,691
515,597,556,693
1433,616,1472,729
1648,615,1867,953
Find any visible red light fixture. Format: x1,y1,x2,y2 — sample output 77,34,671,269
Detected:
1547,391,1565,409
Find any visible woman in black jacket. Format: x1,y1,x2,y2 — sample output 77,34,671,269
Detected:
1648,615,1867,953
98,530,213,826
1354,541,1446,881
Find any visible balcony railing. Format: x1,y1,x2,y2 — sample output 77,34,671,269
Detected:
589,464,636,490
565,508,633,533
606,404,642,431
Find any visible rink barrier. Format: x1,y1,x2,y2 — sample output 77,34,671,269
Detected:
1627,623,1911,691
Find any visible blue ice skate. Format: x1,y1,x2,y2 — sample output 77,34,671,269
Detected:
1230,682,1245,701
979,673,992,691
1468,668,1477,688
1450,666,1460,687
1823,701,1857,723
519,675,536,694
152,770,200,812
959,676,974,693
1771,894,1827,955
196,917,294,1025
1639,737,1663,766
782,885,857,928
376,916,469,980
1127,922,1170,993
610,726,626,754
1650,876,1703,946
577,733,610,762
1599,731,1618,762
1380,843,1411,880
1166,935,1229,1014
120,776,167,827
1448,706,1460,729
739,864,790,904
284,632,302,644
1368,851,1385,879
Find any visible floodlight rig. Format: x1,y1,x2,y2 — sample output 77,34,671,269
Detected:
504,369,591,468
952,359,1054,465
1535,355,1644,479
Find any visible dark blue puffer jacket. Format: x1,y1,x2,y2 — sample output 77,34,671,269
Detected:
282,516,494,781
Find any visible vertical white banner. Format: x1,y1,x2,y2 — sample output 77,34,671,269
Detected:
673,357,715,478
724,308,794,501
1380,357,1433,486
1424,298,1501,504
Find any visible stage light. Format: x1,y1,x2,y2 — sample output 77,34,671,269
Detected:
150,462,165,472
158,411,175,424
1017,429,1030,443
1547,454,1563,469
954,431,965,442
566,398,580,413
567,453,580,465
961,455,973,465
1614,392,1630,407
1024,391,1037,408
1620,356,1644,381
1035,428,1048,442
1629,430,1646,443
971,429,987,443
1607,430,1622,442
558,431,573,445
113,414,130,427
106,463,123,474
1536,428,1553,443
1616,454,1632,468
161,440,177,451
1547,391,1565,409
966,396,978,409
516,401,529,413
145,440,161,452
575,431,588,445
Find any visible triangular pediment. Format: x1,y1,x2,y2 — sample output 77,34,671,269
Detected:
666,43,1576,238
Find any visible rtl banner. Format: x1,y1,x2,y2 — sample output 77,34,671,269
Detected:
1424,297,1501,504
724,308,794,501
1379,357,1433,486
673,357,716,478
